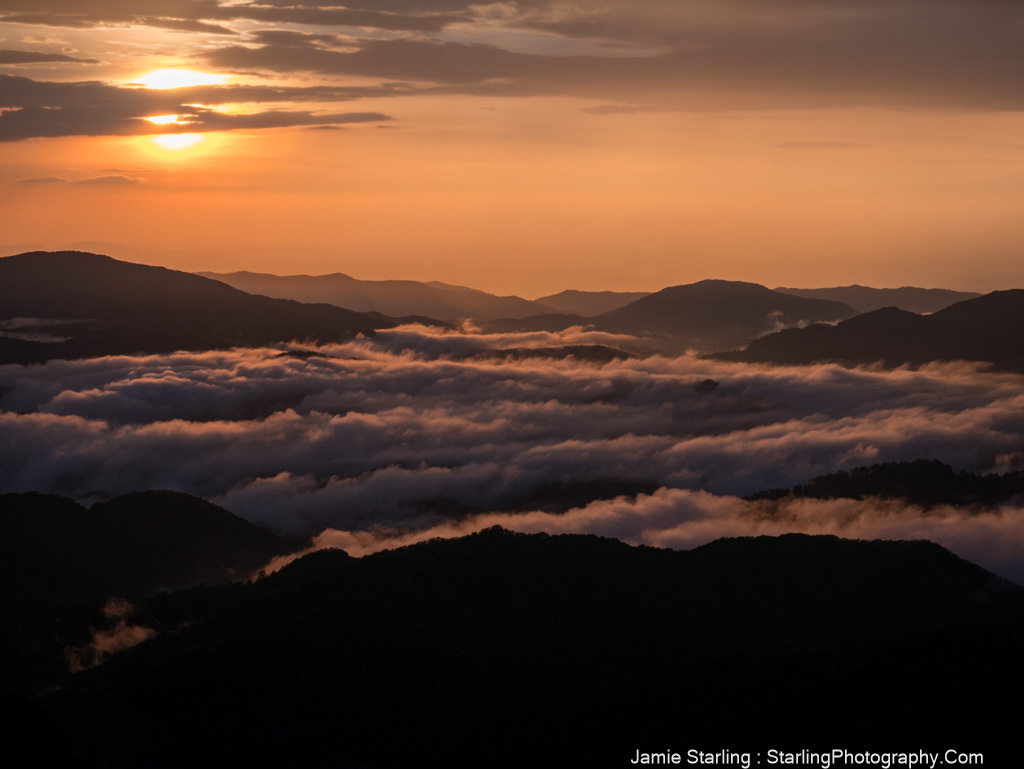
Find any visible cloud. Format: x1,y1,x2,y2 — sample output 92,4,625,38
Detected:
164,106,390,132
1,12,234,35
0,74,402,140
3,1,1022,145
0,0,237,35
18,175,67,184
0,1,461,34
70,174,140,185
65,597,155,672
3,326,1024,553
0,49,100,64
232,7,460,32
196,2,1024,110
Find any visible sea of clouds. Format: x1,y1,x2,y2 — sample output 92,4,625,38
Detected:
3,324,1023,580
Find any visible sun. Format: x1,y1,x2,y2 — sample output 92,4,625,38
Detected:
133,69,227,89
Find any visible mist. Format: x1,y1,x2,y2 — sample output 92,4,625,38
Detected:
3,323,1022,576
270,489,1024,584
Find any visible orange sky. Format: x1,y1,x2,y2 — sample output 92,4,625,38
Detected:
2,1,1023,296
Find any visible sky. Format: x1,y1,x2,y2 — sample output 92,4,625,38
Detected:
1,1,1023,296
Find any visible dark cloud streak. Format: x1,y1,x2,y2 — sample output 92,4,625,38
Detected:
0,0,461,34
0,49,100,64
202,17,1024,110
70,174,139,185
0,75,401,140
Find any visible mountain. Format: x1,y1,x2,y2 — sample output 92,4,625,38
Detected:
197,270,555,321
488,280,857,353
0,490,303,695
717,289,1024,371
601,280,857,349
774,284,981,313
533,289,650,315
0,491,297,599
0,251,391,364
42,528,1022,767
747,459,1024,507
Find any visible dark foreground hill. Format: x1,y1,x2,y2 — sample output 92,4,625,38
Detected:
486,280,857,353
40,528,1023,768
0,251,392,364
718,289,1024,371
0,491,303,695
199,269,555,321
774,285,980,314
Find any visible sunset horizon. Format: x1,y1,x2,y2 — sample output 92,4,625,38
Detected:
3,0,1023,295
2,3,1021,766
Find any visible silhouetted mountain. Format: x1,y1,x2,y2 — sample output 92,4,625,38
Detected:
1,691,99,767
747,459,1024,508
485,280,857,352
774,284,981,314
534,289,650,315
0,490,302,694
0,251,391,364
422,280,488,293
43,529,1022,767
599,280,856,350
718,289,1024,371
198,270,555,321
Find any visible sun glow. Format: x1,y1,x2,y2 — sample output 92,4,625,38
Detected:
152,134,204,150
134,69,227,89
146,114,188,125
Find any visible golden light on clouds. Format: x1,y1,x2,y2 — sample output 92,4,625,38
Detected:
146,115,187,126
133,69,227,89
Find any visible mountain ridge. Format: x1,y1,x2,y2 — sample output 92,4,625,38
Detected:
533,288,650,315
774,284,982,313
487,278,858,352
45,527,1023,767
718,288,1024,371
0,251,394,364
198,269,556,321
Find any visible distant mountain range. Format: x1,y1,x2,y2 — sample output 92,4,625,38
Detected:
747,459,1024,508
198,270,557,321
717,289,1024,372
4,250,1018,367
0,252,393,364
774,284,980,314
533,289,650,315
488,279,857,352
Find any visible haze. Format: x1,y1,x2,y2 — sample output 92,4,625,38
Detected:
3,1,1023,295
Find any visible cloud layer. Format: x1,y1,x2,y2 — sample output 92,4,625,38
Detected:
3,323,1024,582
3,1,1023,142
